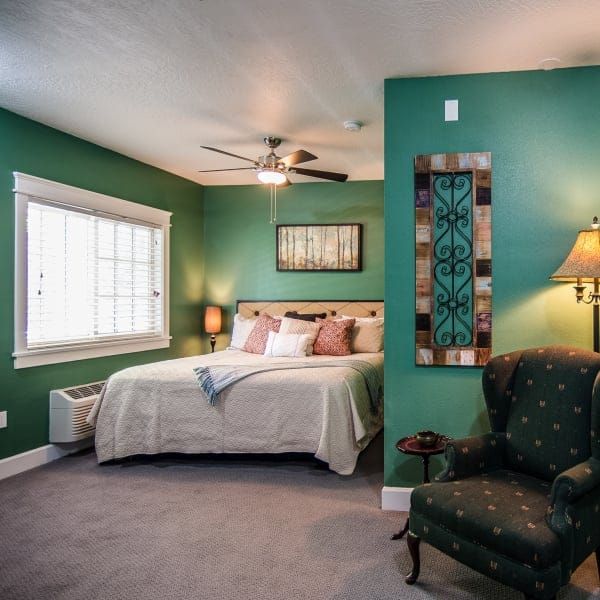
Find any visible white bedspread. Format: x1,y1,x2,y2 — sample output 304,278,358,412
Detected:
88,349,384,475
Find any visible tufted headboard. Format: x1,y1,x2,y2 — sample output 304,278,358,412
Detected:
236,299,384,319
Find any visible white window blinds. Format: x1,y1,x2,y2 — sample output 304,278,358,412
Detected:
27,200,163,348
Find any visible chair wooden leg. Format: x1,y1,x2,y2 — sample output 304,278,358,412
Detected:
391,517,409,540
405,532,421,585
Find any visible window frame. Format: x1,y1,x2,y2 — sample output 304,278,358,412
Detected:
13,172,172,369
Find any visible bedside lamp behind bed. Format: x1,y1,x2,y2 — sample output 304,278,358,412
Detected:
204,306,222,353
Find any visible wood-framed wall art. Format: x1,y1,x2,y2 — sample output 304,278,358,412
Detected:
276,224,362,272
415,152,492,367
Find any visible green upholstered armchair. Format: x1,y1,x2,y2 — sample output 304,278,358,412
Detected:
406,346,600,600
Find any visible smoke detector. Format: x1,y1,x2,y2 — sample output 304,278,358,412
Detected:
539,57,562,71
343,120,363,132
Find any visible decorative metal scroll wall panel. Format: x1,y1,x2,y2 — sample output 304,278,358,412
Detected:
415,152,492,367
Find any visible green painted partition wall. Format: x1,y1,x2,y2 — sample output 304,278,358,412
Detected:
0,109,204,460
384,66,600,487
202,181,384,351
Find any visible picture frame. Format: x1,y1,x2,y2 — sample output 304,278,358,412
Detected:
276,224,362,272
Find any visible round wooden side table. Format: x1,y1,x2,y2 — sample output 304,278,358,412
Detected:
390,434,450,541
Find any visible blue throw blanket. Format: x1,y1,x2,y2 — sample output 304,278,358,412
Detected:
193,359,382,412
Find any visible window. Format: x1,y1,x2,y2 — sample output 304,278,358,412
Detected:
13,173,171,368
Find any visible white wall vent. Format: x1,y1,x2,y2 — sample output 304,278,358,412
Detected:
49,381,105,442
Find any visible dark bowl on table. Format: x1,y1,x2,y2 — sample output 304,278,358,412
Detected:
415,430,439,448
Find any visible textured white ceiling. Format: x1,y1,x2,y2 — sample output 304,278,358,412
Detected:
1,0,600,185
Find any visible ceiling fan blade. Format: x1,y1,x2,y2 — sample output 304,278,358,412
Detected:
197,167,256,172
278,177,293,188
292,167,348,182
200,146,257,164
279,149,318,167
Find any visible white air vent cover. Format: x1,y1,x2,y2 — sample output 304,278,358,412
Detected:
49,380,105,442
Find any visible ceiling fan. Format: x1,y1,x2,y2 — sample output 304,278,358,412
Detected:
198,137,348,186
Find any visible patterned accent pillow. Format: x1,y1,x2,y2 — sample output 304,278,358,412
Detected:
243,314,282,354
313,318,355,356
279,317,321,355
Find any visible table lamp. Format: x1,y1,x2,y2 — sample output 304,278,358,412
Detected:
204,306,222,353
550,217,600,352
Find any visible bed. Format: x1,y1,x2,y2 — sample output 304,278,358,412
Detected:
88,300,384,475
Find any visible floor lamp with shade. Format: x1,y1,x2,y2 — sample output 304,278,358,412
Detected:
550,217,600,352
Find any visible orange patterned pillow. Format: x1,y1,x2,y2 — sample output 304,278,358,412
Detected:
313,318,355,356
243,314,282,354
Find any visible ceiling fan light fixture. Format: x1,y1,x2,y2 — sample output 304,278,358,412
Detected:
200,139,347,184
257,169,287,185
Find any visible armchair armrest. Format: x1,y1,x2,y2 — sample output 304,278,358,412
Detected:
436,432,505,482
547,457,600,576
549,457,600,513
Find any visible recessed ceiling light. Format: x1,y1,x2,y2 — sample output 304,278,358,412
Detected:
343,120,363,132
539,57,562,71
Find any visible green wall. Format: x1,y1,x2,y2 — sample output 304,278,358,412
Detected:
202,181,384,351
0,108,204,460
384,66,600,487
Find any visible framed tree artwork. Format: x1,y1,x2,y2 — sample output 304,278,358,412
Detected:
276,224,362,271
415,152,492,367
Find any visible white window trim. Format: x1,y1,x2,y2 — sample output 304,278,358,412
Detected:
13,172,172,369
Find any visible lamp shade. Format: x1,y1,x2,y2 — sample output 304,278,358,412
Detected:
550,228,600,282
204,306,222,334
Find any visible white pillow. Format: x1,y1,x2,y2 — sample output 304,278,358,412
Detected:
230,313,257,349
341,315,384,323
340,316,384,353
278,317,321,355
263,331,313,358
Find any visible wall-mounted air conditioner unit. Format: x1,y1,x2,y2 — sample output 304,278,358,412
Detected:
49,381,105,443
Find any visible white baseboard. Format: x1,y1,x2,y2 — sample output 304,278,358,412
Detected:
381,485,413,512
0,440,92,482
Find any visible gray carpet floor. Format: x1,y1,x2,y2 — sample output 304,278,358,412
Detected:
0,434,598,600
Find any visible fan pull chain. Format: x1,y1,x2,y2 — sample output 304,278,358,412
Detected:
269,184,278,224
